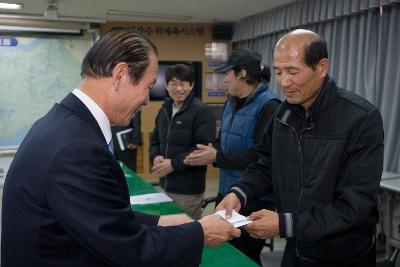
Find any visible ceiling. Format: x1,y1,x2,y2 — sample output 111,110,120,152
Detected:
0,0,295,23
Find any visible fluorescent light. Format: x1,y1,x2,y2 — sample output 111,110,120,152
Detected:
0,25,81,34
0,13,106,23
107,10,192,21
0,2,22,10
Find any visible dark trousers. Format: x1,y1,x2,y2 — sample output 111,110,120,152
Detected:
216,193,275,266
281,239,376,267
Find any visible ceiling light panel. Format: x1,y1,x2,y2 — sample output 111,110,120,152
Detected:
0,2,22,9
107,10,192,21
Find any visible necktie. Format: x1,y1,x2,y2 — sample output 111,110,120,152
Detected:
107,140,114,155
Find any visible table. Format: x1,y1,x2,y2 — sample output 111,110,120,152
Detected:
122,165,259,267
380,172,400,260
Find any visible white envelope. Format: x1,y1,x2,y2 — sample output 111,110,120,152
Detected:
215,209,252,228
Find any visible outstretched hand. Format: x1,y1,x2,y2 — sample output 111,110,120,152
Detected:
244,209,279,239
199,214,241,247
215,193,241,219
184,143,217,166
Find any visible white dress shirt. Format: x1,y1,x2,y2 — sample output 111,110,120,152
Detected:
72,88,112,144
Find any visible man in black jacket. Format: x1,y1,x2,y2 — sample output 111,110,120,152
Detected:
150,64,216,219
217,29,384,266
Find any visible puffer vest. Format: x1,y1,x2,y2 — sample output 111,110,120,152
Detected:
219,82,278,197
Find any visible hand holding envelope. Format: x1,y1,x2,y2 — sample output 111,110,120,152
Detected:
215,192,280,239
244,209,280,239
199,214,241,247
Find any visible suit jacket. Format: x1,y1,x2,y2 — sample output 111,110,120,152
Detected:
1,93,203,267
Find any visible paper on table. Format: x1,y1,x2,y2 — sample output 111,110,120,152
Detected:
215,209,252,228
130,193,173,205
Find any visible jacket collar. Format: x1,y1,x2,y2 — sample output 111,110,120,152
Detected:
60,93,106,142
307,75,338,122
163,91,195,114
228,80,269,108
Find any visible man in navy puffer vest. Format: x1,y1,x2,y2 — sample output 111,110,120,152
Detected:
185,48,280,264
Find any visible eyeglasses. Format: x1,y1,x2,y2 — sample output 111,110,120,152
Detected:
168,81,191,89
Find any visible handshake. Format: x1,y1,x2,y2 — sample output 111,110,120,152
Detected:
158,192,279,247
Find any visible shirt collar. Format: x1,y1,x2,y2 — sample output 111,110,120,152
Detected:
72,88,112,144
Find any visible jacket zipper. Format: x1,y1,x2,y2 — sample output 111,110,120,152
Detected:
163,107,172,157
163,104,189,157
277,118,303,203
297,123,314,209
277,117,314,258
162,107,172,189
297,123,315,259
161,104,189,189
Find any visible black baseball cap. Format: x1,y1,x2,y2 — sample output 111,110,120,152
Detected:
214,48,262,73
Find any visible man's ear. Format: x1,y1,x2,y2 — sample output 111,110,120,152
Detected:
318,58,329,78
238,69,247,80
112,62,129,90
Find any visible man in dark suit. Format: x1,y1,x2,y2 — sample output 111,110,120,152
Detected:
1,27,240,267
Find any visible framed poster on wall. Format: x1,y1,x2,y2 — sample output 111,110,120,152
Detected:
205,42,228,67
205,72,226,97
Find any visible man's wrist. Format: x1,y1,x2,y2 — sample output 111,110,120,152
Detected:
230,187,247,207
278,212,294,238
214,151,221,167
211,148,217,163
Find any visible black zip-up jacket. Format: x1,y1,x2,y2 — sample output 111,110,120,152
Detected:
232,76,384,264
150,93,216,194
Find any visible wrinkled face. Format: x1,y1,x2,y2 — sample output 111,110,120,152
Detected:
114,54,158,125
273,44,325,111
223,69,244,97
166,78,193,107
